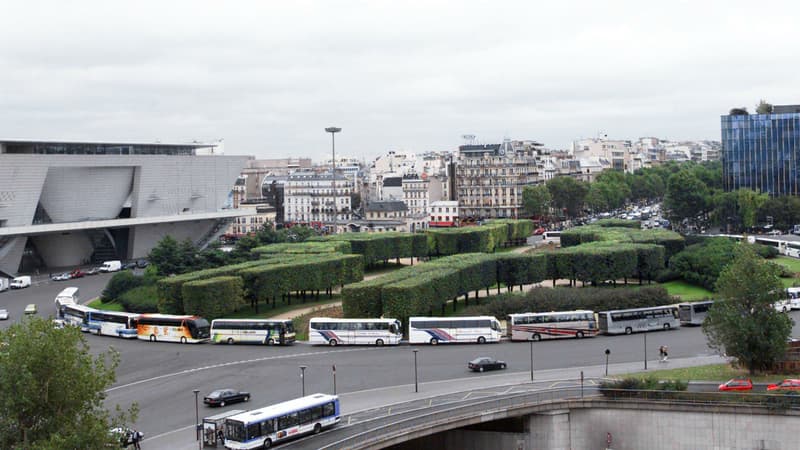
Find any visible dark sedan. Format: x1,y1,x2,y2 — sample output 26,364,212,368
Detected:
203,389,250,407
468,357,507,372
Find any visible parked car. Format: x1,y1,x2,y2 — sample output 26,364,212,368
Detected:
69,268,86,279
203,389,251,407
767,229,782,236
86,267,103,276
51,272,71,281
718,378,753,392
533,227,546,235
99,260,122,272
10,276,32,289
0,309,8,320
136,259,149,269
24,304,38,315
122,261,138,270
767,379,800,391
468,357,507,372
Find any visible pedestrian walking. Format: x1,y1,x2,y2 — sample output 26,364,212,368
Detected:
659,345,669,362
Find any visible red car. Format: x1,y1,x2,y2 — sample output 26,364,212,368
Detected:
69,268,86,279
718,378,753,392
767,379,800,391
533,227,546,235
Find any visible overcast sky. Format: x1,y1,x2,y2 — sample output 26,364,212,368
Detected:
1,1,797,161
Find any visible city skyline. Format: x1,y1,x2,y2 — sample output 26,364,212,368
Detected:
1,1,797,160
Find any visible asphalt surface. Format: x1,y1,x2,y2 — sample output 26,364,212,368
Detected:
4,272,800,450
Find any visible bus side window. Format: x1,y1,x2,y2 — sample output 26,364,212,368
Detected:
323,402,335,417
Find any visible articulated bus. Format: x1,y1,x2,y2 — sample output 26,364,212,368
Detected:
678,301,714,326
85,310,140,338
136,314,210,343
224,394,340,450
508,310,598,341
597,306,680,335
409,316,503,345
210,319,296,345
308,318,402,346
60,304,94,331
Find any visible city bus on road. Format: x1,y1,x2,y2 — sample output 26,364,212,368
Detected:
308,318,402,346
409,316,503,345
210,319,296,345
136,314,210,343
597,306,680,335
60,304,94,331
85,310,140,338
678,301,714,326
223,394,340,450
508,310,599,341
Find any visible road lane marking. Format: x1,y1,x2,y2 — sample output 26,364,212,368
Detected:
106,347,383,393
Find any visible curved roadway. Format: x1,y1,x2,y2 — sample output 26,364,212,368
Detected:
3,276,799,449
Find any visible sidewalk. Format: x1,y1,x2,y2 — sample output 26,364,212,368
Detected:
151,354,727,450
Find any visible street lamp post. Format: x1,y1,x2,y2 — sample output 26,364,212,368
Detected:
412,349,419,393
300,365,307,397
604,349,611,376
332,364,337,395
192,389,200,447
529,340,534,381
644,332,648,370
325,127,342,234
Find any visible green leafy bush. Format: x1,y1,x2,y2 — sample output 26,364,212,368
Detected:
118,285,160,313
101,271,143,303
181,276,245,320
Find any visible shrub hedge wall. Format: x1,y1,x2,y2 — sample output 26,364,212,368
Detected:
181,276,245,320
312,232,428,266
251,241,351,256
118,285,160,313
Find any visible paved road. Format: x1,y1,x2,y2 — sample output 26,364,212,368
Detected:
4,275,800,450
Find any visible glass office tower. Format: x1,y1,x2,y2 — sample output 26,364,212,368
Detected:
721,109,800,196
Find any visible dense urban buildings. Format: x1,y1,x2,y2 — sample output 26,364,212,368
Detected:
283,169,353,232
0,139,247,275
721,105,800,196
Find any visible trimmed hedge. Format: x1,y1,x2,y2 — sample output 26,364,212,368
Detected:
252,241,351,256
426,222,510,255
559,226,684,262
313,232,428,266
118,285,160,313
593,218,641,229
181,276,245,320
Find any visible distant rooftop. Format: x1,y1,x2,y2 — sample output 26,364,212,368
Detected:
773,105,800,114
0,138,218,156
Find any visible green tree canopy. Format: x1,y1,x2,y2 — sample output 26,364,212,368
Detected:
521,184,551,217
756,99,773,114
702,245,793,374
0,318,137,449
546,176,588,218
664,169,710,223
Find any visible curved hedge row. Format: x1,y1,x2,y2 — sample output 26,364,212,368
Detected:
486,219,535,240
252,241,351,255
312,232,428,267
427,222,509,256
560,226,684,260
544,242,664,286
182,276,245,320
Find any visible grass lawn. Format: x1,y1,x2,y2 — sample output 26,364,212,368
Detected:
86,299,126,312
774,256,800,273
661,280,714,301
622,363,800,383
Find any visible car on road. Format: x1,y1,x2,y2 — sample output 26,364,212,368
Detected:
122,261,138,270
0,309,8,320
24,304,38,315
767,229,782,236
86,266,103,276
468,357,507,372
767,379,800,392
718,378,753,392
69,268,86,279
203,389,250,407
51,272,71,281
533,227,546,235
135,259,149,269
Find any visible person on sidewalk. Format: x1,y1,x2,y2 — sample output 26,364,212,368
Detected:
659,345,669,362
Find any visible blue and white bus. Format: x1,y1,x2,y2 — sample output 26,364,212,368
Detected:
408,316,503,345
223,394,340,449
598,306,680,335
60,304,94,331
85,310,140,339
211,319,296,345
308,318,402,346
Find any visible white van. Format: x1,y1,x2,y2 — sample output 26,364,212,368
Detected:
0,277,9,292
99,260,122,273
10,276,32,289
55,287,80,310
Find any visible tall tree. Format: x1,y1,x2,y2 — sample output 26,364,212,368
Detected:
703,245,793,374
756,99,773,114
521,184,552,218
736,189,769,229
664,169,709,223
0,318,137,448
546,176,588,218
147,235,182,276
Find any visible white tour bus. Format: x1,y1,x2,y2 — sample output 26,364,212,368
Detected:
60,304,94,331
210,319,296,345
787,287,800,310
507,310,598,341
408,316,503,345
136,314,211,343
85,310,140,338
54,287,80,314
678,301,714,326
223,394,340,450
308,318,402,346
597,306,680,335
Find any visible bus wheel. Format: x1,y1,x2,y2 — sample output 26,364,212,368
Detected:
576,331,584,339
180,336,187,344
314,423,322,434
376,339,384,346
150,334,156,342
267,338,275,346
625,327,633,335
532,334,541,342
430,338,439,345
329,339,338,347
263,438,272,448
477,336,486,344
663,323,671,330
227,338,234,345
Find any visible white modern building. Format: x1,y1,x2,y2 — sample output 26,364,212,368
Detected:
0,139,247,275
429,200,459,227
